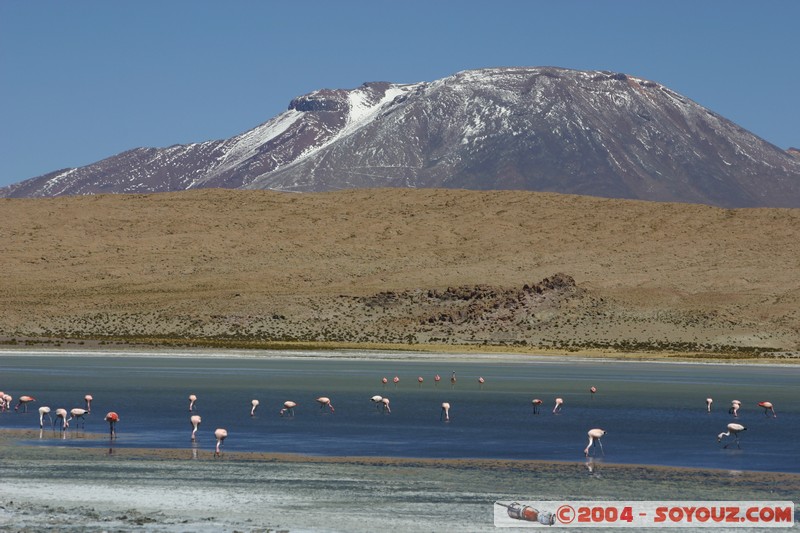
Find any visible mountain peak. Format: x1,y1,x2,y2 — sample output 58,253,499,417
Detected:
4,66,800,207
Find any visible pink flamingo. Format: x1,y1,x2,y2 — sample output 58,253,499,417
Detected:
250,399,259,417
440,402,451,421
434,374,441,385
381,377,388,387
190,415,202,441
280,401,297,417
381,397,391,414
589,386,597,396
2,394,12,412
68,408,87,429
584,428,606,457
757,401,777,418
418,376,424,386
14,395,36,413
188,394,197,412
0,391,5,411
478,377,485,389
84,394,93,413
316,397,334,413
706,398,713,412
104,412,119,439
38,406,52,428
553,397,564,414
55,408,68,431
729,400,741,417
717,423,746,448
531,399,543,415
393,376,400,388
214,428,228,457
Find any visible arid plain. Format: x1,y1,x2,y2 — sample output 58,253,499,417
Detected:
1,188,798,357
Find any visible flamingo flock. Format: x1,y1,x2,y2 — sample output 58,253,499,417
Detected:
1,371,783,460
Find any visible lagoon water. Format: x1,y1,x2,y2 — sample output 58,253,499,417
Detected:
1,348,797,474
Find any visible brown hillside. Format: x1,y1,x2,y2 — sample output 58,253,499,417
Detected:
1,188,798,352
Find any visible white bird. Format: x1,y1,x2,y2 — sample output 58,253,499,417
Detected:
280,401,297,417
250,399,259,417
190,415,202,441
440,402,451,421
370,395,383,411
38,406,52,429
68,408,87,429
717,423,746,448
214,428,228,457
584,428,606,457
553,397,564,414
706,397,713,412
316,397,334,413
54,408,68,431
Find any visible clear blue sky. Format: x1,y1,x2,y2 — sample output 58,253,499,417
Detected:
1,1,798,188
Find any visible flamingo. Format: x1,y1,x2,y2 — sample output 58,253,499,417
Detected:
553,397,564,414
381,397,391,414
434,374,441,385
250,399,259,417
717,423,746,448
84,394,93,413
450,372,457,387
38,406,52,429
188,394,197,412
54,408,68,431
589,386,597,396
729,400,741,417
381,377,388,387
190,415,202,441
706,398,713,412
214,428,228,457
584,428,606,457
104,412,119,439
440,402,451,421
531,399,543,415
418,376,424,386
280,401,297,417
68,408,87,429
2,394,12,412
370,395,383,411
0,391,5,411
14,395,36,413
316,397,334,413
478,377,485,389
393,376,400,388
757,401,777,418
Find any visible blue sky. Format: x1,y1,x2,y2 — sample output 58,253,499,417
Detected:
1,1,798,188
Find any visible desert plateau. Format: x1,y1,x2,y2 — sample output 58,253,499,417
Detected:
1,187,798,359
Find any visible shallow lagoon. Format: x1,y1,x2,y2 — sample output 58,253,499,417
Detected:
1,348,797,473
1,348,798,531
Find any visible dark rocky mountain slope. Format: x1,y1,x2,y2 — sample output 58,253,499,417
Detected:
4,67,799,207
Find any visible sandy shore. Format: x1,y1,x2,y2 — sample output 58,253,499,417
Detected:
1,429,798,532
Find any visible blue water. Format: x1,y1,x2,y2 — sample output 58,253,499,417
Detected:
1,349,797,473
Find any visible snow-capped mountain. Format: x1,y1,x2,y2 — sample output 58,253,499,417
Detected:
4,67,800,207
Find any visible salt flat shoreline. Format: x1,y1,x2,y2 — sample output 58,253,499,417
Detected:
1,429,798,533
0,344,797,367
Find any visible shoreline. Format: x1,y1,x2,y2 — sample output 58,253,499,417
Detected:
0,340,798,366
5,429,800,478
